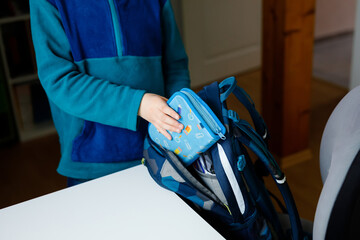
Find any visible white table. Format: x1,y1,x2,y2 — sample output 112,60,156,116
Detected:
0,165,224,240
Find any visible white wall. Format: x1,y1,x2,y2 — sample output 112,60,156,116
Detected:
170,0,183,34
315,0,356,39
176,0,262,87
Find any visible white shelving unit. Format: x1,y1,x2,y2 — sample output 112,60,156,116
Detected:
0,13,56,142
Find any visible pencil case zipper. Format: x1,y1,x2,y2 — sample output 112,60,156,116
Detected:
181,89,226,140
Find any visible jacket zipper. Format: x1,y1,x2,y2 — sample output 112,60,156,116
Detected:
108,0,124,56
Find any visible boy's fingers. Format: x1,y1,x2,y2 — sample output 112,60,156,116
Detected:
156,126,172,140
162,105,181,120
161,115,183,132
162,122,183,134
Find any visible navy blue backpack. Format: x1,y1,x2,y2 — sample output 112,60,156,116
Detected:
143,77,306,239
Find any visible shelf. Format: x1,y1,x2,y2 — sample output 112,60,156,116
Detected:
19,121,56,142
0,14,30,25
0,4,50,143
10,73,38,85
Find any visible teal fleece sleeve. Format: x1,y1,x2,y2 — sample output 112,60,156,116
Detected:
29,0,145,131
162,1,191,98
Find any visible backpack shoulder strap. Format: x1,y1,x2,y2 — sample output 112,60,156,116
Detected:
219,77,268,141
231,119,304,240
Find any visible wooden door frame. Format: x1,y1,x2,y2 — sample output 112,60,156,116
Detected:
262,0,315,166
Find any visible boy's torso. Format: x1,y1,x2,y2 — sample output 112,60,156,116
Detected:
49,0,168,61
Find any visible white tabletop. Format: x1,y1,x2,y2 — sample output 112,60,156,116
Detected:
0,165,224,240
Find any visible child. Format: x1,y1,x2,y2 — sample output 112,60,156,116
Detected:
29,0,190,185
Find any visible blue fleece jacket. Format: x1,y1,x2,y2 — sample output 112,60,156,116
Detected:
29,0,190,179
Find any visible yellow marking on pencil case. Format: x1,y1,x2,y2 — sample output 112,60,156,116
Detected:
174,147,182,155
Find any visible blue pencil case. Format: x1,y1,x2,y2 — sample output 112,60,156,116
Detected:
148,88,226,166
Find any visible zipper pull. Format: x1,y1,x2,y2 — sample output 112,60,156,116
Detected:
217,130,226,140
237,155,246,171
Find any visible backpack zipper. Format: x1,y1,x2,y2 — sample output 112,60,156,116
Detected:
181,90,226,140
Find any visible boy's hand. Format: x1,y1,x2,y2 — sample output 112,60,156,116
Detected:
138,93,183,140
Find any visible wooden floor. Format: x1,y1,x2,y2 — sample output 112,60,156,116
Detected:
0,70,348,222
0,134,65,209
